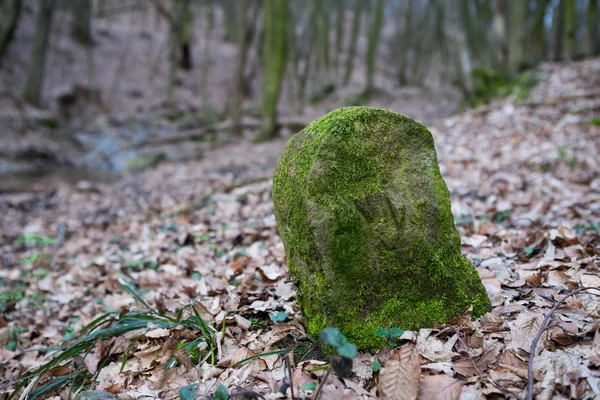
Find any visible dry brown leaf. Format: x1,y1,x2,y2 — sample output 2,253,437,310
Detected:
480,312,504,332
40,366,72,381
378,343,421,400
452,342,502,377
556,226,580,245
418,374,463,400
509,312,545,352
547,270,578,290
581,274,600,294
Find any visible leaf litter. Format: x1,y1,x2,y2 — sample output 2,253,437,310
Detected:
1,59,600,399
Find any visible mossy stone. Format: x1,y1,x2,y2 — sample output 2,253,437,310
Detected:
273,107,491,351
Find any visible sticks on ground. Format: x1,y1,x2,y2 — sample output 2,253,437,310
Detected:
527,287,598,400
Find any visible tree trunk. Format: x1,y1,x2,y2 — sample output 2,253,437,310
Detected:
365,0,384,93
411,2,434,84
561,0,576,59
23,0,55,105
256,0,287,142
492,1,506,69
333,0,344,75
180,4,193,70
166,0,189,109
71,0,93,45
528,0,550,66
343,0,363,86
590,0,600,56
231,0,249,136
0,0,22,63
444,0,474,101
412,1,437,85
396,0,413,85
297,1,317,111
200,0,214,107
505,0,528,75
222,0,238,43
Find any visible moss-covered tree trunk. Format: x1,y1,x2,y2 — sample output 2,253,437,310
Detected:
365,0,384,93
23,0,55,105
0,0,22,63
506,0,528,76
273,107,491,351
561,0,576,59
256,0,287,142
343,0,363,86
528,0,550,66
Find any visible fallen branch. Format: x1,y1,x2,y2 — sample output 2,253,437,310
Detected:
126,117,309,150
521,91,600,108
527,287,598,400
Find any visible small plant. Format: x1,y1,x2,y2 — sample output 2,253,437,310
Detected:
314,328,358,399
7,280,219,399
374,327,405,347
269,311,287,323
13,233,57,247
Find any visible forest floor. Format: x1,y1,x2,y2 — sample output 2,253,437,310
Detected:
1,58,600,400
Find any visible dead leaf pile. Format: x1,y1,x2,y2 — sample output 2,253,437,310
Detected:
1,58,599,399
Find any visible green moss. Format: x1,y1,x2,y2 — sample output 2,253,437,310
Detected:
125,151,166,173
588,117,600,127
471,68,538,107
273,107,491,351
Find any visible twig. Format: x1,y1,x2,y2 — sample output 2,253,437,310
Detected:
527,287,597,400
286,354,295,400
313,365,332,400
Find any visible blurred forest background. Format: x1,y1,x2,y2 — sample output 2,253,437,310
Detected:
0,0,599,186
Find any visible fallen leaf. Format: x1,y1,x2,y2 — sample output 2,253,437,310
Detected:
378,343,420,400
418,374,463,400
452,342,502,377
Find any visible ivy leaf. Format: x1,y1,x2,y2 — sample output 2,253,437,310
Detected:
214,385,229,400
524,247,534,255
337,342,357,360
269,311,287,322
320,328,343,347
179,384,198,400
374,328,389,337
372,360,382,373
301,382,316,392
389,328,404,338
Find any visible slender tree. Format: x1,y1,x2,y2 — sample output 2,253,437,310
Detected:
505,0,528,75
333,0,345,75
396,0,413,85
180,5,194,69
590,0,599,56
344,0,363,85
71,0,93,45
23,0,55,105
365,0,384,93
256,0,287,142
0,0,22,63
444,0,474,100
231,0,250,136
528,0,551,65
561,0,576,59
200,0,214,107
